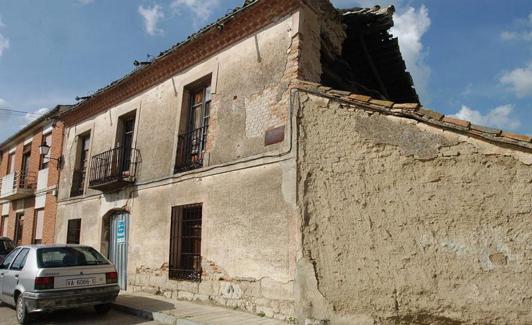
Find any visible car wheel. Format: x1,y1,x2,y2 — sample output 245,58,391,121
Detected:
15,294,29,324
94,303,112,314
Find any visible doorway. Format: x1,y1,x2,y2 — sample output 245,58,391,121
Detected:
108,211,129,290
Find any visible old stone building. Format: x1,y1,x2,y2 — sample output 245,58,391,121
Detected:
0,105,69,246
53,0,531,324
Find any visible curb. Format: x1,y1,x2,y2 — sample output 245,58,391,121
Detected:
112,302,202,325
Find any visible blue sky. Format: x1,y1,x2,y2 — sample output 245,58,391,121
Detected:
0,0,531,142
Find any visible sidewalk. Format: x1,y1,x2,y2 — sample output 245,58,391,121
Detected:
112,292,286,325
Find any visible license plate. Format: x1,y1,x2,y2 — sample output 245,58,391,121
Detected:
66,278,97,287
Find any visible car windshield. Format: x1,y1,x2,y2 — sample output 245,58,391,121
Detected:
0,240,14,254
37,246,110,268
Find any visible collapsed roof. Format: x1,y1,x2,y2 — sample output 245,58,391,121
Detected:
321,6,420,103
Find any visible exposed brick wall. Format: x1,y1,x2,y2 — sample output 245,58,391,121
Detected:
0,151,7,177
0,122,63,244
6,203,15,239
47,122,64,186
42,193,57,244
21,197,35,244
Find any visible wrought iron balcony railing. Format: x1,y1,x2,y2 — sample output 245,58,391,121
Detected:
88,146,140,192
70,169,86,197
174,126,208,173
0,171,36,200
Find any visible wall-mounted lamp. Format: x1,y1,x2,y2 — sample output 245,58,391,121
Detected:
39,143,63,169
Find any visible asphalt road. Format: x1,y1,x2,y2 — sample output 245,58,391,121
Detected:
0,303,162,325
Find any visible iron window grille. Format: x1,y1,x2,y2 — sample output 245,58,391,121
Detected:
169,204,202,282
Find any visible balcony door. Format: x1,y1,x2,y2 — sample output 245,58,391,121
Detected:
14,213,24,246
20,145,31,188
119,116,135,175
7,153,15,175
175,85,211,173
188,86,211,134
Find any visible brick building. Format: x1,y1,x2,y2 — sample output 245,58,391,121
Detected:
0,105,70,246
53,1,531,324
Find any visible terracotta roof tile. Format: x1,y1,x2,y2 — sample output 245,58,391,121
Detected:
471,124,501,136
348,94,371,102
328,89,351,97
369,99,394,108
501,131,532,143
418,108,444,121
292,80,532,152
392,103,420,110
442,116,471,129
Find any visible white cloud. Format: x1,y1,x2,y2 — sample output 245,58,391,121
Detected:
0,34,9,56
390,5,431,98
23,107,50,125
500,63,532,98
0,15,9,57
138,4,165,36
452,104,521,131
500,12,532,42
78,0,95,4
171,0,220,25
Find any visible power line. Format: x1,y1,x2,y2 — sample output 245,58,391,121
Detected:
0,108,45,116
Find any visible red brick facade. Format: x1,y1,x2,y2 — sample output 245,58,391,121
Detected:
0,121,64,245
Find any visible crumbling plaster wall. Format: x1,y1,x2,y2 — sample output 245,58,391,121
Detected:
57,13,300,202
296,93,532,324
56,12,303,321
56,159,298,320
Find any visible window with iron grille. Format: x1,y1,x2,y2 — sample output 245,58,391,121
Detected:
66,219,81,244
169,204,202,281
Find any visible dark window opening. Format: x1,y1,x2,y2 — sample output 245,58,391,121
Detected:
71,133,91,197
20,144,32,187
66,219,82,244
14,213,24,246
169,204,202,281
116,113,136,176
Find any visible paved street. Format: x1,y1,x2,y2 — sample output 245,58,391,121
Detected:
0,304,162,325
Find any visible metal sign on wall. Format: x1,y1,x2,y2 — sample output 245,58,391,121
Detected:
116,220,126,244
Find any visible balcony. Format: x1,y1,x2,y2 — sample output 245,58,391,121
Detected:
174,126,208,173
0,171,37,200
70,169,86,197
88,146,140,192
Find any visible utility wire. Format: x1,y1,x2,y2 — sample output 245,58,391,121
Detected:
0,108,45,116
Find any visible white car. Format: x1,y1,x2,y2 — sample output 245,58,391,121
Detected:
0,244,120,324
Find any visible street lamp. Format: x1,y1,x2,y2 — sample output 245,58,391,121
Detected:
39,143,62,168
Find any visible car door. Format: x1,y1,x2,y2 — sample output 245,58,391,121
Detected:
0,247,20,303
2,248,29,304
